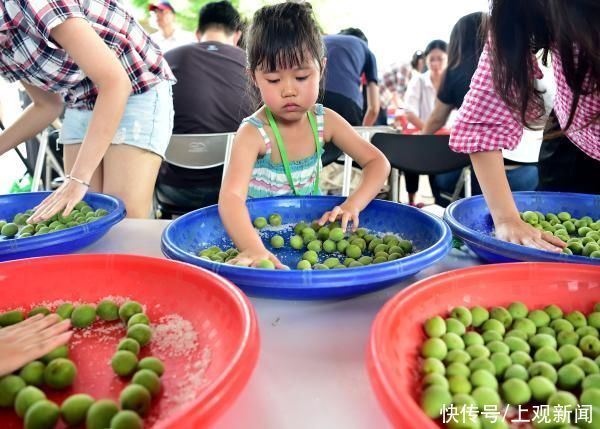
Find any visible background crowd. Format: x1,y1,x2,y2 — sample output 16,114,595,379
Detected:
0,0,598,246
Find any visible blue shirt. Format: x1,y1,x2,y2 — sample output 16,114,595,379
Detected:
323,35,378,109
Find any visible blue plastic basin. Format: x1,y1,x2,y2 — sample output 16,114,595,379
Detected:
161,196,452,299
444,192,600,265
0,192,126,261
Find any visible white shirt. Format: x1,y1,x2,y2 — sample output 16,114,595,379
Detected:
503,59,557,163
404,70,437,122
151,29,195,53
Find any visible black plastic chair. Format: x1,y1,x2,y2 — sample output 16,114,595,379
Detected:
321,142,342,166
370,133,472,205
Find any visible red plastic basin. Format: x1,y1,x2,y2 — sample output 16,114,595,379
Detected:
0,254,260,428
367,262,600,429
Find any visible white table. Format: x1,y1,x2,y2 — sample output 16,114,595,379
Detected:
80,219,482,429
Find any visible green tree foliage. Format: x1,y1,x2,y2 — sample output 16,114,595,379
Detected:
130,0,240,32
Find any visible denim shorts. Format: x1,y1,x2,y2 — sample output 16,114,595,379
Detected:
59,80,174,158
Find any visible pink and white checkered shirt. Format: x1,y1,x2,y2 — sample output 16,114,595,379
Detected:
450,43,600,160
0,0,174,110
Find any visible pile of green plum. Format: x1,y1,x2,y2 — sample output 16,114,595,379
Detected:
199,213,414,270
0,300,165,429
0,201,109,240
520,211,600,258
419,301,600,428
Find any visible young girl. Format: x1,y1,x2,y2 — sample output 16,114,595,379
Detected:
218,2,390,268
449,0,599,252
0,0,174,220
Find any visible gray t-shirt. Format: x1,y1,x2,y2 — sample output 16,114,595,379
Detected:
159,41,253,187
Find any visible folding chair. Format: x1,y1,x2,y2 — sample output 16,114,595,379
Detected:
31,128,64,191
15,88,65,191
162,133,235,177
154,133,235,218
344,126,397,197
370,133,472,205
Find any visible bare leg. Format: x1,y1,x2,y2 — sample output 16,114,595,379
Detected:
102,144,161,218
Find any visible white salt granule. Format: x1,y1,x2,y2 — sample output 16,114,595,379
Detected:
155,346,213,423
172,347,212,404
12,298,213,428
98,295,132,306
258,222,295,234
34,299,80,310
151,314,199,358
70,321,124,346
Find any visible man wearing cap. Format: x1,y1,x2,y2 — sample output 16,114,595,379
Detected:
149,1,195,52
154,1,253,213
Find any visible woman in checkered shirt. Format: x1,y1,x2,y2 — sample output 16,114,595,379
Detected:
0,0,175,219
449,0,599,252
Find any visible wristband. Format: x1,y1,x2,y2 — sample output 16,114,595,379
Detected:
66,174,90,187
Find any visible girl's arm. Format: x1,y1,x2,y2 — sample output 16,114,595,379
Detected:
30,17,132,223
318,108,391,231
0,83,64,157
471,151,564,251
405,111,425,130
218,125,285,268
422,99,453,134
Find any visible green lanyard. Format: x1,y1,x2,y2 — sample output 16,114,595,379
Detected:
265,107,321,196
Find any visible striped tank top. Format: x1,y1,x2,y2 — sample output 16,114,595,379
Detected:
246,104,325,198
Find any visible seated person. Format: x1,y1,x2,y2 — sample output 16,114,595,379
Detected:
322,31,379,165
404,39,448,206
423,12,542,205
155,1,253,214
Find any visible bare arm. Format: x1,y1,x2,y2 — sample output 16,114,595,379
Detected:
30,17,132,222
51,18,132,183
405,111,425,130
218,125,284,267
422,99,453,134
449,44,561,251
319,108,391,230
471,151,564,251
362,82,380,126
0,83,63,156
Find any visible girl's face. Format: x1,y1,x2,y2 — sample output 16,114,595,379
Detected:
253,57,323,122
426,48,447,74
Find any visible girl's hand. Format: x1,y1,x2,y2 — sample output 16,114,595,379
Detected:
228,246,287,269
495,218,566,252
0,314,73,377
28,179,88,224
318,201,360,232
